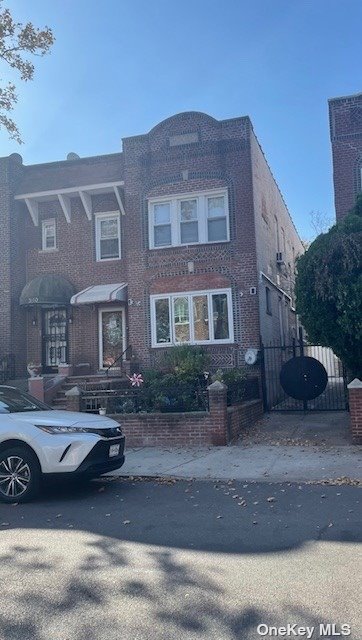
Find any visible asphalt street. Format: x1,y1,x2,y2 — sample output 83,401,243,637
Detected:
0,478,360,640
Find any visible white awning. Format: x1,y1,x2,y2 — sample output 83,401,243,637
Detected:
70,283,127,305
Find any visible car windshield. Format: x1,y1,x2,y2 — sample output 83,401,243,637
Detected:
0,387,51,413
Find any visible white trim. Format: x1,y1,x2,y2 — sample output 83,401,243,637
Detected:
98,306,126,370
41,218,56,251
17,181,125,225
15,181,124,200
150,288,234,347
58,194,71,223
95,211,121,261
79,191,92,221
25,198,39,226
113,186,126,215
148,188,230,249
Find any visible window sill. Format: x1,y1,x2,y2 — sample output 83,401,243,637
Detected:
149,239,230,251
151,340,234,349
39,248,59,254
96,257,122,262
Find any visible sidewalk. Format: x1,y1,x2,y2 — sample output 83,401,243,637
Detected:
111,443,361,483
109,412,361,483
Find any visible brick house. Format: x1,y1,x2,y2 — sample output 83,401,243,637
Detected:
0,111,303,378
329,91,362,222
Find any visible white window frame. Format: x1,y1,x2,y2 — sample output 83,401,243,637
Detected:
95,211,121,261
148,188,230,249
41,218,57,251
150,288,234,347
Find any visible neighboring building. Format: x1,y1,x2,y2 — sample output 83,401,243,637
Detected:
329,91,362,222
0,112,303,378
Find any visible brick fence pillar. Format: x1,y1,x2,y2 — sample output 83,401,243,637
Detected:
65,385,82,412
347,378,362,444
28,376,44,402
207,380,228,446
58,363,73,377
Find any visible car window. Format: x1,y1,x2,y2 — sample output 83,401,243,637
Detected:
0,388,51,413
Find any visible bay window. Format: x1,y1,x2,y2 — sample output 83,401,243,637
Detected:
151,289,233,346
149,189,229,248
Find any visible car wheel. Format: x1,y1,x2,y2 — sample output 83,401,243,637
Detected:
0,446,41,504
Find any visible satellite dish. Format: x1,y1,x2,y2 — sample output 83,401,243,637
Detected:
245,348,259,365
66,152,80,161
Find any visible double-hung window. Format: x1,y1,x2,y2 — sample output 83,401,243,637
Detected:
180,199,198,244
95,212,121,261
149,189,229,248
153,202,171,247
207,195,228,242
41,219,56,250
151,288,233,346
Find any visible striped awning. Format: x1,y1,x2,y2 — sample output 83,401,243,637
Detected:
70,283,127,305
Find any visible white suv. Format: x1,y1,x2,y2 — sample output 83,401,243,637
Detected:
0,385,125,503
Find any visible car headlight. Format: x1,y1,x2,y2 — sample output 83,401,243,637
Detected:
35,425,89,434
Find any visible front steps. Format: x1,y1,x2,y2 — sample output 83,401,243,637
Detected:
51,374,128,410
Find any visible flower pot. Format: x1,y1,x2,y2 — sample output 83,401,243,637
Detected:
27,364,42,378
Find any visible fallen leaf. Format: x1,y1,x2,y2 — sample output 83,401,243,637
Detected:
216,515,223,519
328,522,333,527
267,497,276,502
123,520,131,525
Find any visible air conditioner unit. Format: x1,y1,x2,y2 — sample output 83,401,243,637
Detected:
276,252,285,265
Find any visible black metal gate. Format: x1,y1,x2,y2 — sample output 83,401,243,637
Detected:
261,330,348,412
42,308,68,373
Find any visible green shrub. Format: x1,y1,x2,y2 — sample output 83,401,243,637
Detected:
211,367,247,405
161,345,210,380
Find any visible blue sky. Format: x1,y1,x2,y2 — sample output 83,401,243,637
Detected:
1,0,361,239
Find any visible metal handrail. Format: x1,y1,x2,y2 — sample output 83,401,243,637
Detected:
105,345,133,377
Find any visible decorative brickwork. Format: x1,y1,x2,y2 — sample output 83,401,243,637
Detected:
0,111,303,377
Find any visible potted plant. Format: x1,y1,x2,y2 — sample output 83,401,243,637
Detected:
27,362,42,378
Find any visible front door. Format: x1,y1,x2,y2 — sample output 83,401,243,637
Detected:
42,308,68,372
99,308,126,369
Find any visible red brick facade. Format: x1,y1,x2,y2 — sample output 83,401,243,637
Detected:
347,379,362,444
0,112,303,376
329,92,362,222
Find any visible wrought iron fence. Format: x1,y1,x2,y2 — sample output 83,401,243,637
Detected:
80,374,260,415
0,354,15,384
80,385,209,414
